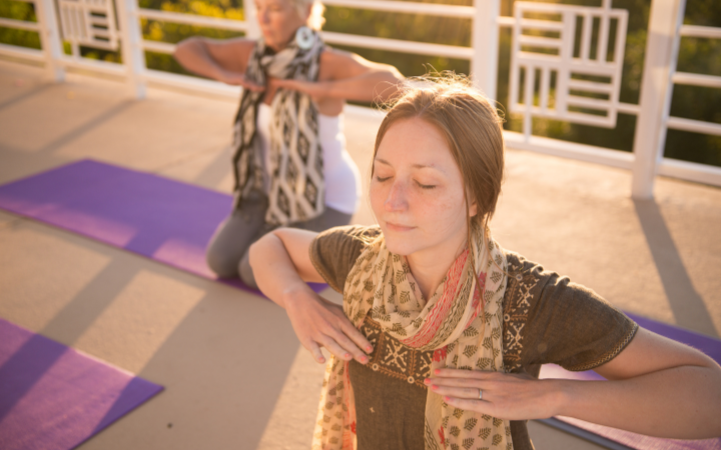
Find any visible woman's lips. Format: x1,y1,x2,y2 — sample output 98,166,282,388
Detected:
385,221,415,232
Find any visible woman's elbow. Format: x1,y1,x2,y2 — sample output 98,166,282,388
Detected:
173,37,201,61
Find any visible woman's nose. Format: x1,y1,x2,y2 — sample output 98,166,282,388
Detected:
257,9,269,24
385,181,408,211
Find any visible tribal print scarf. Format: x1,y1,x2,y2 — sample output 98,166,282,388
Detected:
312,225,513,450
232,31,325,225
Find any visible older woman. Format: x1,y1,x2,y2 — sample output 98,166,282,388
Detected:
174,0,402,287
249,78,721,449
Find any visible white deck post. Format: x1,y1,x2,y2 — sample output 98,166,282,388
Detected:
631,0,686,199
244,0,260,40
35,0,65,82
471,0,500,99
117,0,147,98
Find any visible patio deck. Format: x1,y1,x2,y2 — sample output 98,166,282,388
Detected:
1,56,720,450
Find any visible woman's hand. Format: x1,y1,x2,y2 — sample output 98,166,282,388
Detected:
216,69,265,92
268,78,321,97
283,286,373,365
426,369,563,420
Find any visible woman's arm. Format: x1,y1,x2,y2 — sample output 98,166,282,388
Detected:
271,48,403,102
173,37,263,90
428,327,721,439
250,228,372,364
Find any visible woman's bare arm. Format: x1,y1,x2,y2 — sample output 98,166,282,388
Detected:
250,228,372,364
429,327,721,439
271,48,403,102
173,37,263,90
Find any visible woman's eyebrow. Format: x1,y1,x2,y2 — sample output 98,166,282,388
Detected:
375,158,439,171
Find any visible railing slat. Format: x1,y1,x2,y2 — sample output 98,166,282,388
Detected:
667,116,721,137
136,8,248,32
0,17,40,31
680,24,721,39
673,72,721,89
142,39,176,54
321,0,474,18
321,31,472,59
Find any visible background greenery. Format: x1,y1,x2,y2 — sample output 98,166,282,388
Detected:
1,0,719,166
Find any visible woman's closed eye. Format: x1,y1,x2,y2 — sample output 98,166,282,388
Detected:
375,175,392,183
416,180,436,190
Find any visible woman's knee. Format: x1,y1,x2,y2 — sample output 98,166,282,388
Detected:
206,244,242,278
239,252,258,289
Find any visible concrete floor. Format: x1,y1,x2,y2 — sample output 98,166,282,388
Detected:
1,56,720,450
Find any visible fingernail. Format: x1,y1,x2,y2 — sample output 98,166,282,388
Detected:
444,396,451,402
423,378,430,384
360,356,368,363
366,346,373,352
434,369,440,375
431,385,438,391
344,353,351,359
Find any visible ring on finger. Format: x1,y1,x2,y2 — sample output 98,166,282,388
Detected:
478,388,483,400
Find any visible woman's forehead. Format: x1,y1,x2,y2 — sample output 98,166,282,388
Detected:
375,118,456,170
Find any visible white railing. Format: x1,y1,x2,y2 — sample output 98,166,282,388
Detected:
1,0,720,197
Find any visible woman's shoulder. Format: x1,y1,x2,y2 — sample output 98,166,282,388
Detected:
316,224,381,242
310,225,381,293
500,250,637,373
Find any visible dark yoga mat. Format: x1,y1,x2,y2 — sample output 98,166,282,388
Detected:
539,312,721,449
0,318,163,450
0,159,325,294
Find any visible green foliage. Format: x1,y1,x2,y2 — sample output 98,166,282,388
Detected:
0,0,718,167
0,0,40,49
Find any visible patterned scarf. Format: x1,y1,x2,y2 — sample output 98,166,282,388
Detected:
312,225,513,450
232,30,325,225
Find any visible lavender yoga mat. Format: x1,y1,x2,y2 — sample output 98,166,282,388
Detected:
539,312,721,449
0,159,324,293
0,318,163,450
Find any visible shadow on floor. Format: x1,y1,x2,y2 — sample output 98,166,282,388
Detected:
633,199,718,338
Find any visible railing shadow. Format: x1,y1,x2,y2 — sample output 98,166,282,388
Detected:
36,100,133,155
0,83,54,111
633,199,718,338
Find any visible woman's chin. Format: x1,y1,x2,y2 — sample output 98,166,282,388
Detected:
382,238,417,257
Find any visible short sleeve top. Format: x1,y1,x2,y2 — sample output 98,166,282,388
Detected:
310,225,638,450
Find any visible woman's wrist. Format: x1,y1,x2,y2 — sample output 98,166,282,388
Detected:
547,379,583,418
280,282,318,310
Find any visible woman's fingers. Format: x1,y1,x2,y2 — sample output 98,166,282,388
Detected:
339,320,374,354
329,329,370,364
305,340,326,364
429,384,484,400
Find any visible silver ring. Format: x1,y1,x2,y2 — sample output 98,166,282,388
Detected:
478,389,483,400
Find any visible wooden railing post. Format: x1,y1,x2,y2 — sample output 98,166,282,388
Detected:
471,0,500,99
35,0,65,82
117,0,147,99
631,0,686,199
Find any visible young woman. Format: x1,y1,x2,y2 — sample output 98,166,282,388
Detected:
174,0,402,287
249,78,721,449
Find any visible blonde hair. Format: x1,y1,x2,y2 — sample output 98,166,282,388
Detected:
291,0,326,30
372,74,506,272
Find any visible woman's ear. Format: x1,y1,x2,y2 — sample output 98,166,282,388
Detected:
469,199,478,218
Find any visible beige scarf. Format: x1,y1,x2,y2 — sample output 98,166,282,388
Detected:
312,225,513,450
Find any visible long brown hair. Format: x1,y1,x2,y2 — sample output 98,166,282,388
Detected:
372,75,506,275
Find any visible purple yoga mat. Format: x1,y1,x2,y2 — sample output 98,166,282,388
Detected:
539,313,721,449
0,159,324,294
0,318,163,450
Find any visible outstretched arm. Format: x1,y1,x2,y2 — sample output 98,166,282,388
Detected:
270,48,403,102
250,228,372,364
428,327,721,439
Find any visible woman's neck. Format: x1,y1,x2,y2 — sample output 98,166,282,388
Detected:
406,237,467,300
